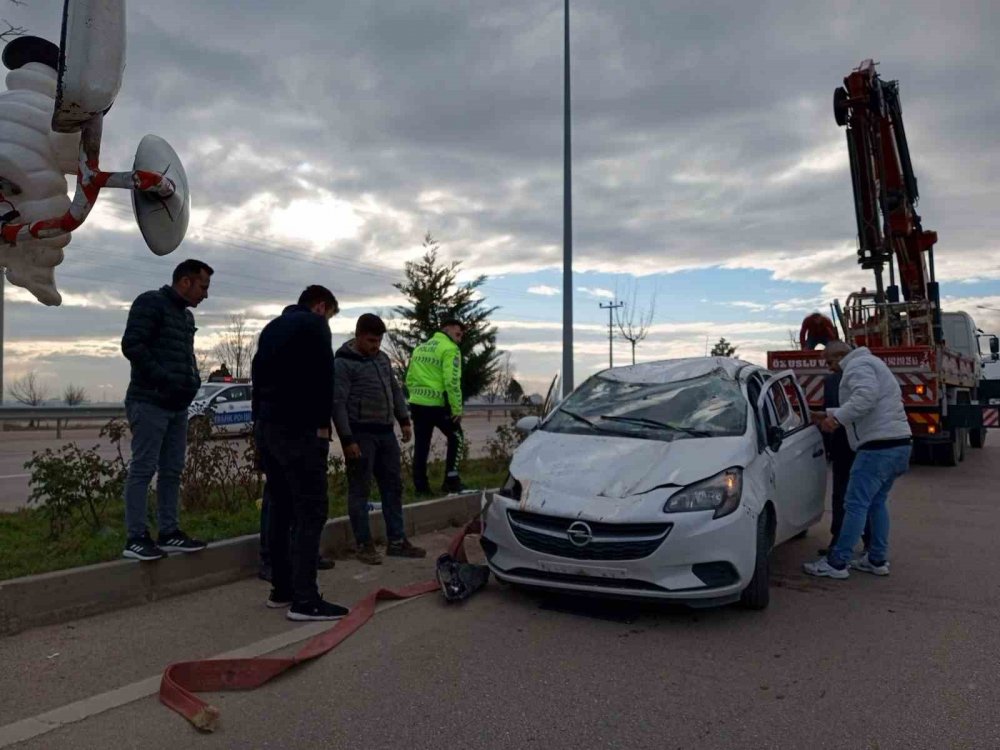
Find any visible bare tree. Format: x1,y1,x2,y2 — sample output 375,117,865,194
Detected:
615,283,657,365
483,352,514,404
2,1,28,44
8,371,49,406
194,347,215,381
63,384,87,406
212,314,258,380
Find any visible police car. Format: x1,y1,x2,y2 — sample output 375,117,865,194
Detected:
188,379,253,437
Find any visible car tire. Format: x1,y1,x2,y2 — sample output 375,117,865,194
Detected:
740,511,772,610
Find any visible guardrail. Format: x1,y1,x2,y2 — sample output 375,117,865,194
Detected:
0,403,528,437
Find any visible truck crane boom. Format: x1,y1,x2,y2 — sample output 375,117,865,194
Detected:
834,59,942,343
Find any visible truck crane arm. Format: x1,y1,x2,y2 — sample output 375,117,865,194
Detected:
834,60,939,323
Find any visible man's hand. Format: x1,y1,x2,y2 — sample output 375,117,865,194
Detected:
400,424,413,443
810,411,826,426
820,416,840,433
344,443,362,460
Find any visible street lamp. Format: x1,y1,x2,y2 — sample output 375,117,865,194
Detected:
561,0,574,399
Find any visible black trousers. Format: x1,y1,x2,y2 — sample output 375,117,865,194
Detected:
828,429,871,549
255,421,329,603
410,404,464,491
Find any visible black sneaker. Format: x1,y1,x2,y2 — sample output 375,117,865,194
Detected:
287,599,350,622
158,530,207,553
266,589,293,609
441,477,467,494
386,539,427,558
123,533,166,561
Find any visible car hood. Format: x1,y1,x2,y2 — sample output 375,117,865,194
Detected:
510,430,753,501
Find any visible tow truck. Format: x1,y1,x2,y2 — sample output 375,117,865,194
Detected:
767,60,997,465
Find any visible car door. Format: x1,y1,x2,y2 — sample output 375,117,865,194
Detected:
757,372,826,541
211,385,252,435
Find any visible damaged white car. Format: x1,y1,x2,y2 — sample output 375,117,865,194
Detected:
481,358,826,609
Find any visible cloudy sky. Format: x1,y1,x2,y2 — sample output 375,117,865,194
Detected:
3,0,999,400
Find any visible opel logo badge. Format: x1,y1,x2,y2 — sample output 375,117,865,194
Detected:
566,521,593,547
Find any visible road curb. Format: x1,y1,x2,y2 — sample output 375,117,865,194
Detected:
0,492,483,637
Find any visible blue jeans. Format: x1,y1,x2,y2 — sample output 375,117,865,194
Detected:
346,431,405,545
829,445,911,568
123,400,189,539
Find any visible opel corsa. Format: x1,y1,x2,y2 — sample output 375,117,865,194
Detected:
481,358,826,609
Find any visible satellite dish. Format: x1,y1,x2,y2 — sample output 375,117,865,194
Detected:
131,135,190,256
52,0,126,133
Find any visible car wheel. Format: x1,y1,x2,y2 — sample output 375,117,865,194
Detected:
740,510,773,610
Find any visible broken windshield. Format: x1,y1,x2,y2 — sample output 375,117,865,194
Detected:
543,371,747,442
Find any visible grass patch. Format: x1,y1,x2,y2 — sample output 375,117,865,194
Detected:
0,458,505,581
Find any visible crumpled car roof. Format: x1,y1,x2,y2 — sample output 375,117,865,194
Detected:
597,356,754,384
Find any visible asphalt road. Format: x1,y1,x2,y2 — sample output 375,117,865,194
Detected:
1,442,998,748
0,414,505,512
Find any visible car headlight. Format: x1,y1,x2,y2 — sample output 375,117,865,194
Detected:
501,473,522,501
663,467,742,519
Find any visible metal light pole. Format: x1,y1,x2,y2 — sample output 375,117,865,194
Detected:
561,0,574,398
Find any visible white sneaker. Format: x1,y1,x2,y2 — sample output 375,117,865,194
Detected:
803,557,849,579
849,554,890,576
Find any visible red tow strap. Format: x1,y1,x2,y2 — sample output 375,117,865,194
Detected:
158,521,481,732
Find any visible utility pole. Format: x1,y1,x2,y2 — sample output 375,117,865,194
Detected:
599,300,624,368
561,0,574,398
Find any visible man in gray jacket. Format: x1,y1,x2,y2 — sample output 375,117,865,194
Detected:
333,314,426,564
804,341,912,579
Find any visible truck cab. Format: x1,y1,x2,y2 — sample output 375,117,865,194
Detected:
940,312,982,381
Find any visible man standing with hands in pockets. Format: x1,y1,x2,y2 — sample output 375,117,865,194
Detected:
334,314,427,564
252,285,349,621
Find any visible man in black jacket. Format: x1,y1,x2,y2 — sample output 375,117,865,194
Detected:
252,285,349,622
121,259,213,561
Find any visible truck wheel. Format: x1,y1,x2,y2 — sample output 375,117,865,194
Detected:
912,443,932,465
957,429,967,462
970,428,986,449
934,433,960,467
740,510,773,610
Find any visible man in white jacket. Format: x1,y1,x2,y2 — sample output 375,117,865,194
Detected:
804,341,912,579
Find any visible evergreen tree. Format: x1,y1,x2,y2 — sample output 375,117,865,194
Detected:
710,337,738,357
389,234,501,399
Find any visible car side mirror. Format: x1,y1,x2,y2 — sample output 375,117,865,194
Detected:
766,425,784,451
515,416,540,435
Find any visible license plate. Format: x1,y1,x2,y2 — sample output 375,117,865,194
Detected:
536,560,628,579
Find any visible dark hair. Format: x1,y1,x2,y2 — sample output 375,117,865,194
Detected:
440,318,465,330
172,259,214,284
298,285,339,313
355,313,386,336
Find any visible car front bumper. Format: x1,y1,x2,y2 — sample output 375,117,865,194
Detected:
481,493,759,604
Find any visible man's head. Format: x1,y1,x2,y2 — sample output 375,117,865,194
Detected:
172,259,214,307
823,340,851,372
440,318,465,344
354,313,387,356
298,285,339,320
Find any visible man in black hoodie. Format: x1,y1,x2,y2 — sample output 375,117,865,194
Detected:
252,285,348,622
121,259,213,561
333,314,426,564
